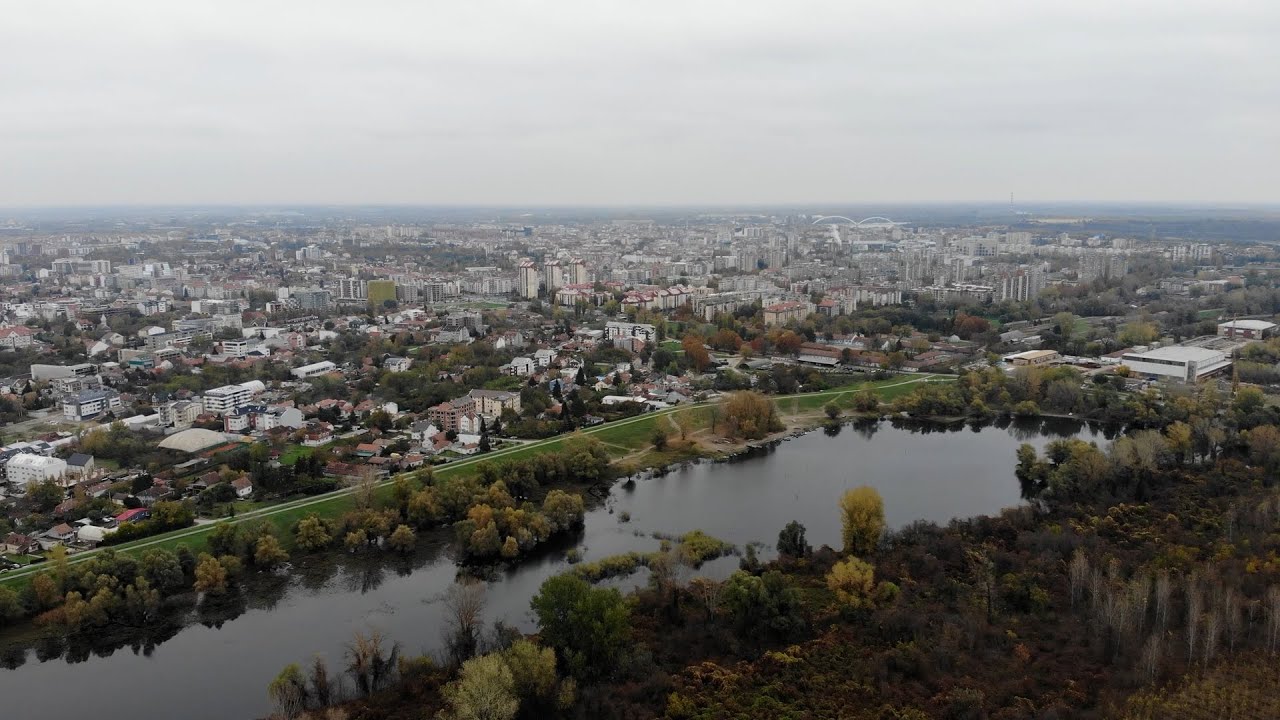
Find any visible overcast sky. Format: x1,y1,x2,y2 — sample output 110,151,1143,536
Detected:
2,1,1277,206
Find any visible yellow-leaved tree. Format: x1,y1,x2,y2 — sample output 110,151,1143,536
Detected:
839,486,885,556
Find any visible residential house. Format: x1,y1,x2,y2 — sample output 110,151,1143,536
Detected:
116,507,151,525
136,486,172,506
302,422,335,447
409,421,440,445
65,453,95,480
0,326,35,350
384,356,412,373
231,476,253,498
503,356,536,376
45,523,76,544
2,532,40,555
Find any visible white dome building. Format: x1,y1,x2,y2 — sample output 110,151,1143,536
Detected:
158,428,228,454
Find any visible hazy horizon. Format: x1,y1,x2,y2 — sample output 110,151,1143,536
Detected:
3,1,1277,206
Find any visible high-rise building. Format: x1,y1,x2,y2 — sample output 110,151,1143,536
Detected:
999,267,1045,302
518,261,540,299
338,278,367,300
367,280,397,307
568,258,589,285
542,260,562,294
1081,253,1127,282
292,288,331,311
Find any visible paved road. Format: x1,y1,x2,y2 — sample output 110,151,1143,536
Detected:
0,375,946,584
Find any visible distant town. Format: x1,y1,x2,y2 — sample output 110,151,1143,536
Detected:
0,207,1276,559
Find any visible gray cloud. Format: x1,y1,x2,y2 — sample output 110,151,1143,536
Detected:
1,0,1277,205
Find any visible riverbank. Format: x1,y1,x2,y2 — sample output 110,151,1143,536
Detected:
0,374,951,595
0,413,1101,720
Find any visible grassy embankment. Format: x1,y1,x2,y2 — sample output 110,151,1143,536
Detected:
0,374,948,589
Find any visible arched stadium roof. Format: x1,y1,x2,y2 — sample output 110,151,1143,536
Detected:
158,428,228,453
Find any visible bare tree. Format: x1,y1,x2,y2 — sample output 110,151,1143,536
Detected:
1139,632,1162,682
1186,580,1203,662
689,576,724,621
1267,586,1280,655
1222,588,1242,655
1154,571,1171,629
310,655,333,708
442,579,487,668
1088,567,1105,616
1068,550,1090,610
353,468,378,510
1127,575,1151,634
1203,607,1221,667
346,630,399,697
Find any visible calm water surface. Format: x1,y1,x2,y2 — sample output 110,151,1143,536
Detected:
0,417,1106,720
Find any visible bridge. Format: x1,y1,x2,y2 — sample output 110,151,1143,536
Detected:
811,215,901,228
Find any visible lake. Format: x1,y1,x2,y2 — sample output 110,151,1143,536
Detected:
0,417,1108,720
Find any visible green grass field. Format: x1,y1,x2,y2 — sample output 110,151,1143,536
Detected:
2,554,43,566
0,375,950,590
278,445,314,466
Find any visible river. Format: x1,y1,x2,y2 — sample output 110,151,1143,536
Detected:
0,417,1109,720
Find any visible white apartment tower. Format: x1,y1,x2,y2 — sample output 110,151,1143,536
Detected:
338,278,367,300
999,267,1046,302
542,260,562,295
518,261,540,299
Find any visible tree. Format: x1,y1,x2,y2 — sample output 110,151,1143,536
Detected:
531,574,630,679
309,656,333,708
682,334,711,372
721,391,783,440
443,580,487,667
194,553,229,595
651,427,669,451
268,663,309,719
851,390,880,413
442,654,519,720
1245,425,1280,470
1166,421,1193,464
541,490,585,533
26,479,64,513
1235,386,1267,416
345,630,399,697
502,639,558,706
140,548,185,593
839,486,885,556
823,402,841,420
344,529,368,552
722,570,805,640
387,524,416,555
1054,311,1078,339
207,521,244,558
776,520,810,558
254,534,289,569
826,556,876,608
0,586,25,625
1118,321,1159,346
31,572,61,610
294,514,334,551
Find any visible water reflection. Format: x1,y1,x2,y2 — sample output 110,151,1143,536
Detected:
0,418,1104,720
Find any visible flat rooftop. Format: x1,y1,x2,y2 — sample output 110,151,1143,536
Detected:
1124,346,1224,363
1219,319,1277,330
